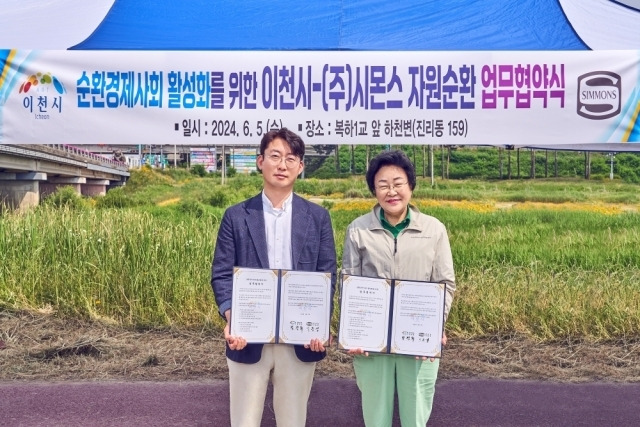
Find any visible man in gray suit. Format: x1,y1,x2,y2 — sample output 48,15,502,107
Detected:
211,128,337,427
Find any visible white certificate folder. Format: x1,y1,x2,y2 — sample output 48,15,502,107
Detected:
338,274,447,358
230,267,332,346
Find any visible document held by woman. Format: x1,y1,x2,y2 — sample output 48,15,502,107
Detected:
337,274,446,358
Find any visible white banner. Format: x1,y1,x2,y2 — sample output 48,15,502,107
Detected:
1,50,639,146
190,147,217,172
229,148,257,173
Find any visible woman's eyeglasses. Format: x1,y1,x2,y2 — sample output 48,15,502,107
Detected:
375,182,408,193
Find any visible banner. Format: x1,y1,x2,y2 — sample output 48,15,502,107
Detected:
190,147,216,172
142,153,168,169
230,148,257,173
1,50,639,146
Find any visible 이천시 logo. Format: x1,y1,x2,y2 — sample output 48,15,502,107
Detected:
19,72,66,94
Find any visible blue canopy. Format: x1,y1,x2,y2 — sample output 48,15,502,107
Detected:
3,1,638,51
1,0,639,150
72,0,588,51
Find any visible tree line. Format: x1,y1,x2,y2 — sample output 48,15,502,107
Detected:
305,145,640,183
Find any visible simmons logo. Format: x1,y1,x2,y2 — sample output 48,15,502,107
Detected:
577,71,621,120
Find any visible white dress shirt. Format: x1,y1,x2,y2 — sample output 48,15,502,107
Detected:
262,191,293,270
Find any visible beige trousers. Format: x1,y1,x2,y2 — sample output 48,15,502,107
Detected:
227,344,316,427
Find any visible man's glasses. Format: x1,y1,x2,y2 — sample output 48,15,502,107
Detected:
375,181,408,193
264,153,301,168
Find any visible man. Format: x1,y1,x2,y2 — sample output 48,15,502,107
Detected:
211,128,337,427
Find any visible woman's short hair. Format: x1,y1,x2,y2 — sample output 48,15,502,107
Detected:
365,150,416,194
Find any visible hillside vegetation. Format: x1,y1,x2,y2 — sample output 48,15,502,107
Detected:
1,167,639,342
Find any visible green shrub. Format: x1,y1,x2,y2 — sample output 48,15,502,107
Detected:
127,166,174,189
190,164,207,177
344,188,367,198
161,168,192,181
207,190,229,208
41,186,87,210
96,187,137,209
177,200,206,218
321,200,335,210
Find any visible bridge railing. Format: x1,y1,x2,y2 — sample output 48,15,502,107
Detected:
46,144,129,172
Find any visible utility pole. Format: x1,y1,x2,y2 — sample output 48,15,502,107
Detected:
430,145,434,186
350,145,355,173
366,146,370,172
222,145,226,185
584,151,591,179
609,152,616,180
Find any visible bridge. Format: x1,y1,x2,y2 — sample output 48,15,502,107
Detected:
0,144,129,211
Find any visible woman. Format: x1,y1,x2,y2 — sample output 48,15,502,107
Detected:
342,150,456,427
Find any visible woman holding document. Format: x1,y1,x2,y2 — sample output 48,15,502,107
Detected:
341,150,456,427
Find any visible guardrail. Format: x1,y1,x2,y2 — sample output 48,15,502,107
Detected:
1,144,130,174
44,144,129,171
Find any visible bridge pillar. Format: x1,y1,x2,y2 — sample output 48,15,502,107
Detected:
108,179,127,190
0,172,47,211
81,179,110,197
40,177,86,199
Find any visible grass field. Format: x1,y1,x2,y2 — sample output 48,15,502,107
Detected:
1,169,639,341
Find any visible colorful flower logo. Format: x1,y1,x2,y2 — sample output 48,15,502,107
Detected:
19,72,65,94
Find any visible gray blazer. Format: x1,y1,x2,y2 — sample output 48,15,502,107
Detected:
211,192,337,363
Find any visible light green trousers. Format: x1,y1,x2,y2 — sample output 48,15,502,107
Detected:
353,354,440,427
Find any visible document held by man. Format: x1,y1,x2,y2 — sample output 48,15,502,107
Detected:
338,274,446,358
230,267,332,345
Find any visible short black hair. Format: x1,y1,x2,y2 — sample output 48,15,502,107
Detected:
365,150,416,194
259,128,305,160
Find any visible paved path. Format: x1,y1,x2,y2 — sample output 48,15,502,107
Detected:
2,378,640,426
